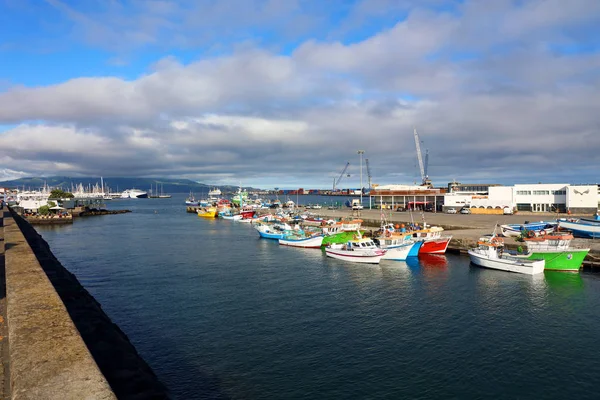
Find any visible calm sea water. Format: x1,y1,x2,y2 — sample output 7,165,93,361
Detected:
35,194,600,399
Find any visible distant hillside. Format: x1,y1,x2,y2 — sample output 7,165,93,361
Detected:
0,176,260,194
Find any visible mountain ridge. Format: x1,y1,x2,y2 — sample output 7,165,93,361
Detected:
0,176,262,194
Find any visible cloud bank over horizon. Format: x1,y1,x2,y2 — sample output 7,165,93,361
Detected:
1,0,599,188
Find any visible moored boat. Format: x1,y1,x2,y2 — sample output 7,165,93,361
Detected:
197,207,217,218
185,192,199,206
325,236,386,264
321,219,365,246
279,234,324,248
557,214,600,238
511,232,589,272
500,221,558,238
410,226,452,254
255,222,297,239
222,214,242,221
374,235,423,261
468,236,545,275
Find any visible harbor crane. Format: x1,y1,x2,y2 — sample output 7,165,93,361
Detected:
333,162,350,191
365,158,372,191
413,128,432,187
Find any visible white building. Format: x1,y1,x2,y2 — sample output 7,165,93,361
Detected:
444,183,599,214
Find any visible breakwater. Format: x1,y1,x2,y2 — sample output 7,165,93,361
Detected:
78,209,132,217
3,210,169,399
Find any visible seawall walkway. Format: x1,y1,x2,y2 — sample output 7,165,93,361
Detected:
2,210,169,399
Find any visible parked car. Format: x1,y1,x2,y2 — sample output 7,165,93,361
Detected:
503,207,513,215
446,208,457,214
460,207,471,214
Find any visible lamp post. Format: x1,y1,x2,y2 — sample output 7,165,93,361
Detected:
357,150,364,204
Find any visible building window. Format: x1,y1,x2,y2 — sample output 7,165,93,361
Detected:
517,203,532,211
516,190,531,195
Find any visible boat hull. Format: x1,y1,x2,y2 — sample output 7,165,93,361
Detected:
325,248,383,264
240,210,255,219
468,250,545,275
407,241,422,257
382,241,422,261
558,220,600,239
258,231,285,239
419,237,451,254
279,235,324,248
525,249,589,271
197,208,217,218
222,215,242,221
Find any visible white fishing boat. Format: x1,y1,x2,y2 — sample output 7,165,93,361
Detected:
279,234,324,248
325,235,386,264
468,236,545,275
222,214,243,221
375,236,423,261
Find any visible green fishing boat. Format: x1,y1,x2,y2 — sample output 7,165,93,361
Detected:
320,219,365,247
322,230,365,246
513,233,589,272
526,250,589,271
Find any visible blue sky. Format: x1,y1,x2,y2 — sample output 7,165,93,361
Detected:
1,0,599,188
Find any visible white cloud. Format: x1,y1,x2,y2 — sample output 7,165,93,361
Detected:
1,0,599,186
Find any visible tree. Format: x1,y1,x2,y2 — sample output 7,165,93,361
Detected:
49,189,74,199
38,205,50,215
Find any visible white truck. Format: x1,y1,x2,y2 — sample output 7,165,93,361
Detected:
351,199,364,210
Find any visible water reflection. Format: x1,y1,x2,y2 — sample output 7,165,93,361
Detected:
544,271,584,290
418,254,449,269
379,261,416,292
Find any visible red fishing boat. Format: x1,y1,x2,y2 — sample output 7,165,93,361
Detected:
411,226,452,254
240,208,256,220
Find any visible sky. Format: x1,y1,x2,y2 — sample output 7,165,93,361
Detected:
0,0,599,189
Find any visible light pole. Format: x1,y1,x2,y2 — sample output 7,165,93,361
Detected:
357,150,364,204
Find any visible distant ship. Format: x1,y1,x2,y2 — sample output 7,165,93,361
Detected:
208,188,221,197
120,189,148,199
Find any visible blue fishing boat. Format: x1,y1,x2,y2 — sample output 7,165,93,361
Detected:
254,222,300,240
558,214,600,238
500,221,557,237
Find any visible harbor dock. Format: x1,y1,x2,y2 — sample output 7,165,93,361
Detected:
254,207,600,267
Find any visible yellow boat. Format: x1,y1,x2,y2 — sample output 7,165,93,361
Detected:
197,207,217,218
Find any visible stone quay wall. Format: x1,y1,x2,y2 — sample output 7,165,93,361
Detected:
3,210,169,399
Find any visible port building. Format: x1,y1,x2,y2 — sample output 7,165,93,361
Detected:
442,183,599,214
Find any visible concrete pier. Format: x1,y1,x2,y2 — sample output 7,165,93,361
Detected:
2,210,169,399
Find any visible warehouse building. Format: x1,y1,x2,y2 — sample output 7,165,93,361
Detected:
443,183,599,214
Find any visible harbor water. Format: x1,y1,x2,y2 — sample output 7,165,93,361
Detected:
35,194,600,399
